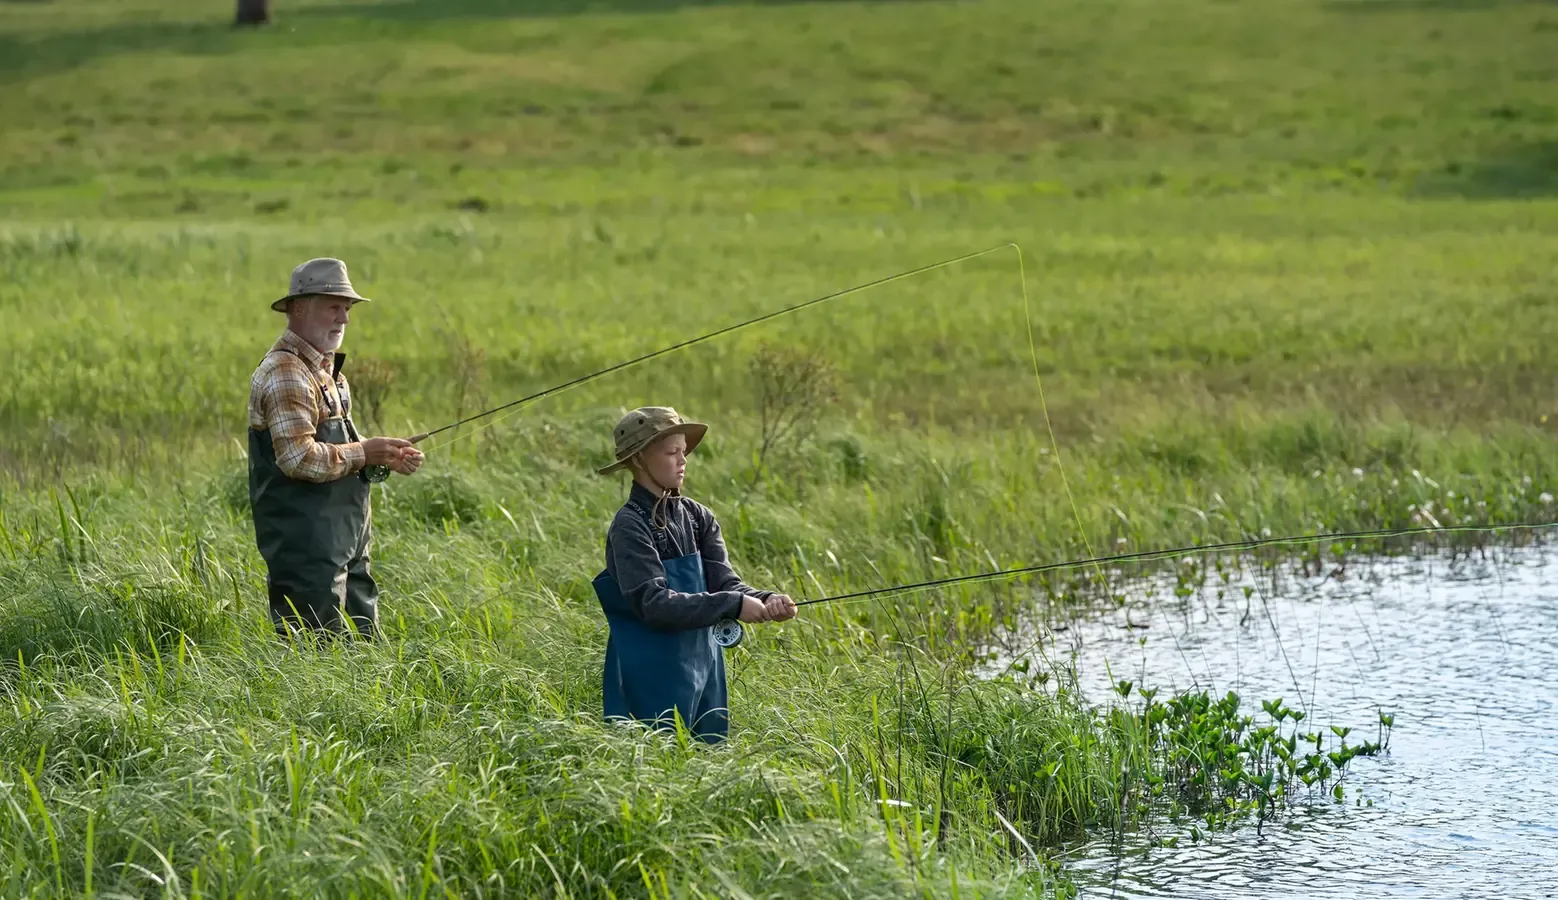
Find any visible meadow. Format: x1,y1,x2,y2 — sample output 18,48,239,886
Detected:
2,0,1557,895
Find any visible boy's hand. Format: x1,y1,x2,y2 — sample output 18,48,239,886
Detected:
739,595,771,623
764,594,797,622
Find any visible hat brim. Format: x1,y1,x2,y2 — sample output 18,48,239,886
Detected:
596,423,707,475
271,290,372,313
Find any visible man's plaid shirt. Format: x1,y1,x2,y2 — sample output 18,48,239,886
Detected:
248,329,366,483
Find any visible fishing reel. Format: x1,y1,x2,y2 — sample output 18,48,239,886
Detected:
360,464,391,484
712,618,744,649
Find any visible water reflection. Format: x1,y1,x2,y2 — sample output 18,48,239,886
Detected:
1017,547,1558,899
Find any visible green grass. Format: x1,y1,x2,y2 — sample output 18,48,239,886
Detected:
2,0,1558,895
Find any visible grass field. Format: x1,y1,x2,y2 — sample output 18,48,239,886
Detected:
2,0,1557,896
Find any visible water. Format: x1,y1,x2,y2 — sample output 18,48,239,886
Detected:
1022,547,1558,900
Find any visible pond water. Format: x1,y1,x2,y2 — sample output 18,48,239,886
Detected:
1022,546,1558,900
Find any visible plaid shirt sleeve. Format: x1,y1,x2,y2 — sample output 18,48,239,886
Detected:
249,353,366,483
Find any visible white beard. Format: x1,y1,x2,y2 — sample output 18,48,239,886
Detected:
301,326,345,353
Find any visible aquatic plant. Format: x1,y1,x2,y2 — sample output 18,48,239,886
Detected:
1109,682,1392,843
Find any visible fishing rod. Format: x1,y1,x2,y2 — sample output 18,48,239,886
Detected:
713,519,1557,649
401,244,1017,448
790,520,1558,609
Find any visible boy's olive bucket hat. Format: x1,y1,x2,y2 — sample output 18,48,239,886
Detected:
271,258,372,312
597,407,708,475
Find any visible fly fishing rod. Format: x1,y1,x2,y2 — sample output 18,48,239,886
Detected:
790,520,1558,609
399,244,1017,449
723,519,1558,649
364,246,1010,480
718,519,1557,649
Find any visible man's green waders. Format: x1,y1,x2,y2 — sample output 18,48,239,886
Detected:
593,505,731,743
248,353,378,639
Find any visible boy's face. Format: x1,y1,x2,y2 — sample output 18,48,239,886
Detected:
639,432,688,491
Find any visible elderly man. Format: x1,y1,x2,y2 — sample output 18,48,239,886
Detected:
248,257,424,640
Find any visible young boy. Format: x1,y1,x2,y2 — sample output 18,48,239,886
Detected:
592,406,797,742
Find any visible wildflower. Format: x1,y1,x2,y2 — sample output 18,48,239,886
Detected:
1352,468,1364,477
1260,527,1271,538
1117,537,1128,545
1541,493,1554,505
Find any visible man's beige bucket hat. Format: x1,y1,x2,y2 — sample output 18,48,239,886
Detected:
272,257,372,312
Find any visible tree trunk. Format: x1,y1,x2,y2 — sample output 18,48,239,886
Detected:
235,0,271,26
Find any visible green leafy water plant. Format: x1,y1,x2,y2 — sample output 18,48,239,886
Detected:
1122,685,1393,840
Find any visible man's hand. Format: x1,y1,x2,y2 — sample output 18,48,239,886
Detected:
764,593,797,622
363,437,413,466
738,595,771,623
364,436,423,477
390,446,425,476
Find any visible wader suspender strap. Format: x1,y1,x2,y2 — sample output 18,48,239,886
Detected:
627,497,702,562
277,347,348,420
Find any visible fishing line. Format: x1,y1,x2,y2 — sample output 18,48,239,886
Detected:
969,242,1201,724
1016,243,1205,688
793,520,1558,609
410,243,1019,454
1225,507,1307,714
1246,559,1311,717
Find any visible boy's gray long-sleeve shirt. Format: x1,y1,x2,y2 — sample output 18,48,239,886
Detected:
604,482,773,631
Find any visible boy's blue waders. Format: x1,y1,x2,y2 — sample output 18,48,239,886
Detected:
593,552,730,742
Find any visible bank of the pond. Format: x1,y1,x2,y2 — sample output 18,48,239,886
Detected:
0,446,1532,897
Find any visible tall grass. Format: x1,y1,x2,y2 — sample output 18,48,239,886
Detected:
0,474,1124,897
2,0,1556,893
0,416,1536,895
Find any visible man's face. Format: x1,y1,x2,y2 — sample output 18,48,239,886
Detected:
289,295,354,353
